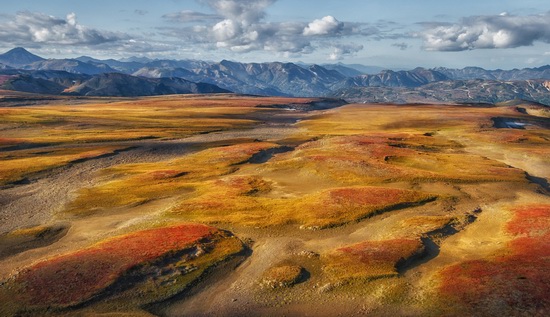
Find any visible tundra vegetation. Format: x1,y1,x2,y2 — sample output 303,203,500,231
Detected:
0,92,548,316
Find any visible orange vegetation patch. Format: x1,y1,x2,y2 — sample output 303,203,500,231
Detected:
67,142,277,214
299,104,499,137
386,152,525,183
437,205,550,315
308,187,435,228
173,183,433,228
172,175,277,225
324,238,424,281
0,137,23,147
9,223,225,307
261,265,305,289
327,187,419,206
266,134,418,184
267,133,525,186
213,175,273,196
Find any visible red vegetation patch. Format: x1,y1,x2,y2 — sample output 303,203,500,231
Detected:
438,246,550,315
279,133,512,184
0,137,22,147
438,204,550,315
309,187,434,227
14,223,217,307
506,204,550,237
214,175,272,196
324,238,424,280
338,238,424,266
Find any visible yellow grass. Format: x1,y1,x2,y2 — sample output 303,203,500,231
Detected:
323,238,425,281
261,264,304,288
0,95,316,145
172,181,434,228
257,133,525,186
298,104,498,136
0,146,122,185
67,142,278,214
7,225,51,237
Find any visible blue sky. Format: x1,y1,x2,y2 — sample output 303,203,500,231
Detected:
1,0,549,69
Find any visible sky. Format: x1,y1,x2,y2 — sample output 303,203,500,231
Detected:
1,0,549,69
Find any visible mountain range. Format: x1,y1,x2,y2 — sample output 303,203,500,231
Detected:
333,79,550,105
1,47,549,105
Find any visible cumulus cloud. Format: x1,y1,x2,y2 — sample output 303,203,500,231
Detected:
328,43,363,60
199,0,313,53
0,11,126,46
418,12,550,51
0,11,183,58
303,16,343,36
201,0,274,25
160,0,376,57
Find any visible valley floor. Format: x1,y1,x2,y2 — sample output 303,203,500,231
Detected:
0,93,549,316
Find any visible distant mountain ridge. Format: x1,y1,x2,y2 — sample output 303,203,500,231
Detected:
331,68,449,91
332,79,550,105
0,70,229,97
22,59,117,75
64,73,229,96
434,66,550,81
0,47,45,67
1,47,549,104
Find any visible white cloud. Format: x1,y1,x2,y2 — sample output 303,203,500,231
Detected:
418,12,550,51
202,0,275,25
212,19,241,41
157,0,381,58
0,11,184,57
303,16,343,36
200,0,315,53
0,0,393,60
328,43,363,60
0,11,126,46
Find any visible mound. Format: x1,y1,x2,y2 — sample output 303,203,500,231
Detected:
1,223,243,313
